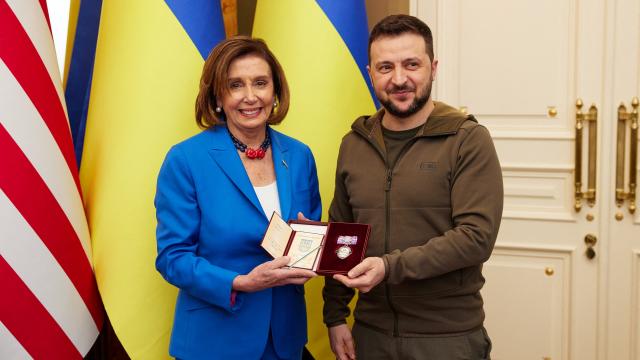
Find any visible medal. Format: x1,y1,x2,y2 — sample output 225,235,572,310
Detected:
336,235,357,260
336,245,352,260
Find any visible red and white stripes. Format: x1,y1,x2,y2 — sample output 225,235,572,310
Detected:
0,0,103,358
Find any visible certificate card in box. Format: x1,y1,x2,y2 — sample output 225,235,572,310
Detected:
260,212,370,275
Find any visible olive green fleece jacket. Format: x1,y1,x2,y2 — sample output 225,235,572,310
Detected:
323,101,503,336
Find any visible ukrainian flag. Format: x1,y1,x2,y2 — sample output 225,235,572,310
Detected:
65,1,225,358
253,1,377,358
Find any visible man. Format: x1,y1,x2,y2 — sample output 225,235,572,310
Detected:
323,15,503,360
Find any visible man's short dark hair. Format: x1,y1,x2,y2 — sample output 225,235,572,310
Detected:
368,14,434,62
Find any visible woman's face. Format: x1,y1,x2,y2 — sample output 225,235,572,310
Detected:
220,54,275,135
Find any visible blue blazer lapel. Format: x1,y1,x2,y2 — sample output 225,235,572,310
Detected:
206,127,264,217
270,128,291,220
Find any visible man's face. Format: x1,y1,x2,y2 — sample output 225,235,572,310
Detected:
368,33,437,118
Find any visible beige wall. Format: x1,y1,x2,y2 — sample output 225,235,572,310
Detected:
365,0,409,30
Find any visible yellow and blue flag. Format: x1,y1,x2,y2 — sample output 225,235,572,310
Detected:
63,0,101,167
65,1,225,358
253,1,377,358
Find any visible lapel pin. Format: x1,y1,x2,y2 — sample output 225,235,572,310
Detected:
282,159,288,168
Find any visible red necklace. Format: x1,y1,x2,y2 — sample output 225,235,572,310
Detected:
228,130,271,160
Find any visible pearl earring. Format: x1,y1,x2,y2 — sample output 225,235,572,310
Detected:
273,101,277,107
215,106,222,113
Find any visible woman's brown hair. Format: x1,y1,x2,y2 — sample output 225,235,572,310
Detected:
195,36,290,129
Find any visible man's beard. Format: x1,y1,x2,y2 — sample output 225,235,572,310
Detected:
379,82,431,118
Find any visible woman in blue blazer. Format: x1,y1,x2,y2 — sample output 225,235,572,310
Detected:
155,37,321,360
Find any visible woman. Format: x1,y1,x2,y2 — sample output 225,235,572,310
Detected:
155,37,321,360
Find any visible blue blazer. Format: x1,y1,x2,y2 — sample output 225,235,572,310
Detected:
155,126,321,360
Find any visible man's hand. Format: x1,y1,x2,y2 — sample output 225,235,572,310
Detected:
328,324,356,360
333,257,385,293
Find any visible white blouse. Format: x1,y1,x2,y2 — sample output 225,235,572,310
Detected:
253,181,281,219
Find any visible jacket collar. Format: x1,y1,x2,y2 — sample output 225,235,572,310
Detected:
206,125,291,220
351,101,476,143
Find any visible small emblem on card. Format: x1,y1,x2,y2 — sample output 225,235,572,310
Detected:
298,238,313,252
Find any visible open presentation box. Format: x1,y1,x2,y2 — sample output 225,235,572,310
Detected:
261,212,370,275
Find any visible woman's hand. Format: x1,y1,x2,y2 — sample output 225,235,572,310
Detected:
232,256,316,292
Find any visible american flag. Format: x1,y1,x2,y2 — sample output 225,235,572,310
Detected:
0,0,103,358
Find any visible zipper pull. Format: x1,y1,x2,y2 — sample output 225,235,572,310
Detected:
385,169,392,191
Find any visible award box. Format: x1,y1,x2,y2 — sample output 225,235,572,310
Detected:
260,212,370,275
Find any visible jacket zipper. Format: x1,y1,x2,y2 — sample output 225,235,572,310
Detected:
384,168,400,336
385,140,418,337
354,126,417,338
